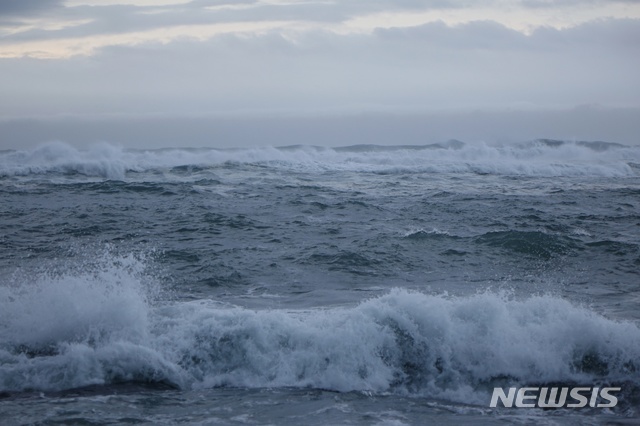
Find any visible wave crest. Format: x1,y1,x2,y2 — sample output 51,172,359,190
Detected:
1,140,639,180
2,257,639,407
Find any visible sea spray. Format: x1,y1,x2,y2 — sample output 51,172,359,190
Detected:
3,268,640,406
1,140,639,179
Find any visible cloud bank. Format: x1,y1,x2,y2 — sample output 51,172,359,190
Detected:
0,0,638,148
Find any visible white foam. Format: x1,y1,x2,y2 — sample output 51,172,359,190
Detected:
0,142,130,180
403,228,451,238
1,140,638,180
0,252,183,391
2,256,639,403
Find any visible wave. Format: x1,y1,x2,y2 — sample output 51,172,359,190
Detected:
1,254,639,408
1,140,639,180
403,228,453,240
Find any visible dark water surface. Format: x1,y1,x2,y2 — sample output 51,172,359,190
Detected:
1,140,640,425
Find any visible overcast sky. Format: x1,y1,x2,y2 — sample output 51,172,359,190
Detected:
1,0,639,148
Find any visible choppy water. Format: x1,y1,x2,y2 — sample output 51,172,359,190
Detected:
1,140,640,425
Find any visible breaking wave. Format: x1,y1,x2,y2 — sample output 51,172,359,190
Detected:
1,139,639,180
1,253,639,408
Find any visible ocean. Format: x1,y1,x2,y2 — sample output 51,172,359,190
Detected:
1,139,640,425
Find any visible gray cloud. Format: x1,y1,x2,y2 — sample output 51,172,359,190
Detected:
0,0,64,16
0,0,472,43
376,17,640,51
0,1,638,151
1,0,637,46
522,0,639,7
375,20,531,50
1,18,638,118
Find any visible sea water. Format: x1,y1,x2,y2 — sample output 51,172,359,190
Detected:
1,140,640,425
